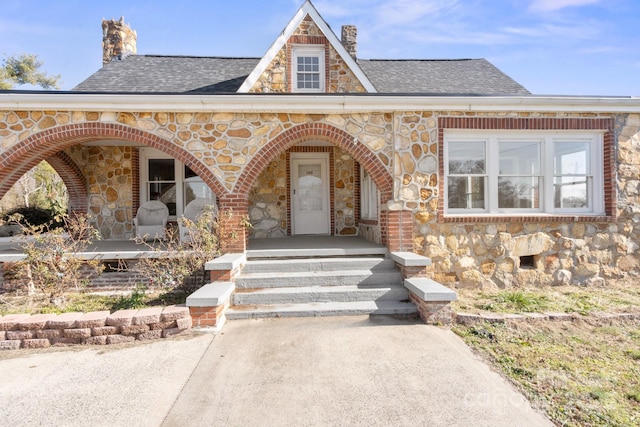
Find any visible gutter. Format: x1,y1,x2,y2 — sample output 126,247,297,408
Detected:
1,92,640,114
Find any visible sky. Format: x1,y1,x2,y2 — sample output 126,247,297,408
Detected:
1,0,639,96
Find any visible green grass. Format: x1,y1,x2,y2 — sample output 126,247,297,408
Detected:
0,287,188,315
453,319,640,427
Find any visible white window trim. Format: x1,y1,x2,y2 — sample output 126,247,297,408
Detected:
360,168,379,220
444,130,604,216
291,45,325,93
139,148,213,220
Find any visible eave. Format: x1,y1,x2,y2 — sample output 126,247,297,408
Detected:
1,92,640,114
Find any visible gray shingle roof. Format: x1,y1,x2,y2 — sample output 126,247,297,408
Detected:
73,56,259,93
73,55,530,95
359,59,530,95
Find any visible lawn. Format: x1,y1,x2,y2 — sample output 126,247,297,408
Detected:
452,279,640,427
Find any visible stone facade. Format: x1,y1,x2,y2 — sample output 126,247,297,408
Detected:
1,108,638,287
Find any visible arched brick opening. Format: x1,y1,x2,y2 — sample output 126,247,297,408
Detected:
46,151,88,214
0,123,229,207
223,123,401,252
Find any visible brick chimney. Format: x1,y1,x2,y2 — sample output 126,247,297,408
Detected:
102,17,137,66
341,25,357,59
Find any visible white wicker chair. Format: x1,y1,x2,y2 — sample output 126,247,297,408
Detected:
179,198,218,243
133,200,169,240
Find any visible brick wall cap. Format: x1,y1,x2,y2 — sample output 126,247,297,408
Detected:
186,282,235,307
405,278,457,302
74,311,110,328
205,253,246,271
390,251,432,267
18,313,57,330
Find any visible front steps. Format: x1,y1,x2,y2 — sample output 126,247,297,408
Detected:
226,254,417,320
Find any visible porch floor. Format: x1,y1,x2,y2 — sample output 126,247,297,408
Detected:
0,236,387,262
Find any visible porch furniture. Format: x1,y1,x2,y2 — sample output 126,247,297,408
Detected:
179,198,218,243
133,200,169,240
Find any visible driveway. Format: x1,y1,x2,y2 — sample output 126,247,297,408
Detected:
0,316,551,427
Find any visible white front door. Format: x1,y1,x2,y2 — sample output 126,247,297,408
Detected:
291,153,330,235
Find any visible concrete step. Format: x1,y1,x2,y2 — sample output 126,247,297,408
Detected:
226,301,418,320
241,257,396,274
233,285,410,305
235,269,403,289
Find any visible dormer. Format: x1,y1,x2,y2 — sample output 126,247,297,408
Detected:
239,0,376,94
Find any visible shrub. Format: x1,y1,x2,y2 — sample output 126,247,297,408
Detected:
15,213,103,304
2,206,63,230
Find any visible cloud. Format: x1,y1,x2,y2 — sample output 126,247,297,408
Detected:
529,0,600,12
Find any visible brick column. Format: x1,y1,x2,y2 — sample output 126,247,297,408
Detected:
218,195,249,254
382,208,413,252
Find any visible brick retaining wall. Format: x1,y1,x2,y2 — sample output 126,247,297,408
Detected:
0,305,192,350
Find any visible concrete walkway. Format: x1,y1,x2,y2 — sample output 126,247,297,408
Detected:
0,316,552,427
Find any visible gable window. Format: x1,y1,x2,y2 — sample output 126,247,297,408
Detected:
444,131,603,216
140,148,214,219
292,46,325,92
361,168,379,220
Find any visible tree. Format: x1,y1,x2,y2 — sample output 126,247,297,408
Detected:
0,53,60,90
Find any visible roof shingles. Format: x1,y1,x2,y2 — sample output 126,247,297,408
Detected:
73,55,530,95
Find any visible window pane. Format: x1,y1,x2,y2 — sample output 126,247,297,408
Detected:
448,176,485,209
555,141,590,175
184,181,214,207
448,142,485,174
498,177,540,208
148,183,176,215
499,141,540,175
554,176,589,208
148,159,175,181
184,165,197,179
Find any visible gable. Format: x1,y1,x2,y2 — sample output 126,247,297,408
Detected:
239,1,376,93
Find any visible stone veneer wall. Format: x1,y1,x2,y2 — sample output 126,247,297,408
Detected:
66,145,134,239
0,306,191,350
1,109,639,287
249,153,288,238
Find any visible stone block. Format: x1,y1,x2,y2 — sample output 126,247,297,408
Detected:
22,339,51,349
18,313,56,331
0,331,4,340
454,312,483,326
137,329,162,340
544,312,574,321
106,309,137,327
0,314,31,331
36,329,62,340
54,337,83,345
64,328,92,339
91,326,119,336
523,313,549,321
160,305,190,322
106,334,135,345
132,307,162,325
48,312,83,329
120,324,150,336
74,311,110,328
176,316,192,330
479,313,506,324
149,320,177,330
0,340,21,350
84,336,108,345
6,330,33,340
162,327,185,338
